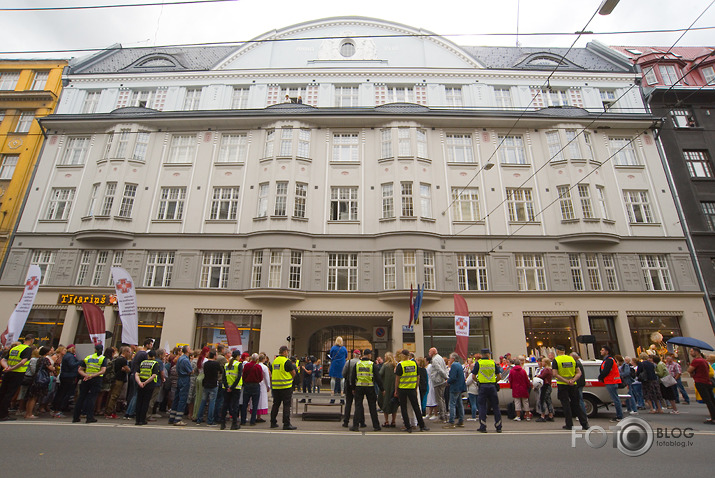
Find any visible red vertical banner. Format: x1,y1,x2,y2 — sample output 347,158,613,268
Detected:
223,321,243,353
81,302,106,348
454,294,469,360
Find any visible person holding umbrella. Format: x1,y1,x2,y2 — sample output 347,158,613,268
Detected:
687,347,715,424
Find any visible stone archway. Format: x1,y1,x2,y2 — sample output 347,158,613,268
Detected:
307,325,373,375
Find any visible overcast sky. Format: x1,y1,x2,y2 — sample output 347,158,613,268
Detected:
1,0,713,60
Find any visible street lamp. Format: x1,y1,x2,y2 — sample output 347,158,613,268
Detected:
598,0,620,15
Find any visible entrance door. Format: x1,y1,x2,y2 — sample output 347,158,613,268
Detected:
308,326,373,376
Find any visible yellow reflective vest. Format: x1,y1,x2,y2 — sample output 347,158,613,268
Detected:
271,356,292,390
84,353,106,376
139,359,158,383
225,360,242,389
398,359,418,389
477,359,497,383
554,354,577,385
7,344,30,373
356,360,374,387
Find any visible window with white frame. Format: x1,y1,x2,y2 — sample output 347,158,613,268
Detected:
515,254,547,291
0,155,18,180
494,87,513,108
15,112,34,133
701,202,715,231
578,184,594,219
45,188,75,220
451,187,480,222
86,183,99,216
398,128,411,156
557,185,575,220
91,251,109,287
416,129,427,158
332,133,359,162
289,251,302,289
82,91,101,114
703,66,715,85
569,254,584,291
445,134,474,163
603,253,618,291
382,183,394,219
210,187,240,220
383,251,396,290
166,135,196,163
103,133,114,159
279,128,293,157
268,250,283,288
609,137,639,166
231,87,249,109
643,67,657,85
218,133,247,163
420,183,432,218
297,129,310,158
294,182,307,218
583,131,596,161
683,150,713,178
564,129,583,160
671,109,696,128
274,181,288,216
497,134,527,164
640,254,672,291
423,251,435,290
156,187,186,220
132,132,150,161
251,251,263,288
263,130,274,158
117,184,136,218
116,88,167,110
599,90,616,111
31,72,49,90
100,182,116,216
545,131,564,162
328,253,358,291
108,251,123,286
330,186,358,221
200,252,231,288
256,183,268,218
596,185,609,220
623,190,655,224
374,85,426,105
403,251,416,289
144,251,174,287
114,129,131,158
585,254,602,291
31,250,55,284
457,254,488,291
380,129,392,159
0,72,19,90
445,87,463,107
335,87,358,107
531,88,582,108
76,251,92,285
659,65,680,85
506,188,536,222
401,182,414,217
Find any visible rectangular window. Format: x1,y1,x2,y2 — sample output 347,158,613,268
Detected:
545,131,564,162
289,251,302,289
400,182,414,217
671,109,696,128
297,129,310,158
643,67,657,85
603,254,619,291
108,251,124,286
569,254,584,291
640,254,673,291
132,131,150,161
564,129,583,160
31,71,49,90
610,137,639,166
701,202,715,231
383,251,396,290
118,184,137,218
457,254,488,291
557,185,575,220
263,130,274,158
293,182,307,218
330,186,358,221
76,251,92,286
498,135,527,164
416,129,427,158
600,89,617,111
45,188,75,220
446,134,474,163
494,87,513,108
380,129,392,159
86,183,99,216
82,91,101,114
445,87,463,107
515,254,547,291
332,133,359,162
375,85,426,105
231,87,249,109
183,88,202,110
403,251,416,289
703,66,715,85
0,72,20,90
156,187,186,220
279,128,293,157
335,86,358,107
0,155,18,180
506,188,536,222
382,183,394,219
218,133,247,163
101,182,116,216
420,183,432,218
210,187,240,220
90,251,108,287
256,183,269,218
328,253,358,291
274,181,288,216
144,252,174,287
585,254,602,291
60,136,90,164
683,150,713,178
251,251,263,288
623,190,655,224
200,252,231,288
31,250,55,284
423,252,435,290
398,128,411,156
578,184,594,219
115,128,131,158
166,135,196,163
451,187,480,222
103,133,113,159
583,131,595,161
659,65,680,85
596,185,609,220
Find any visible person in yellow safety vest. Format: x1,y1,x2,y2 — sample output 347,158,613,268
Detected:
220,349,243,430
393,349,429,433
471,348,503,433
73,344,107,424
0,334,35,421
270,345,297,430
135,348,161,426
552,344,589,430
349,349,383,432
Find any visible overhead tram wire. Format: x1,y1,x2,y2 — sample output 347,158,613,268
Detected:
0,0,238,11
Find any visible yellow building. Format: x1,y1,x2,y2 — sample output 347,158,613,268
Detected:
0,60,67,272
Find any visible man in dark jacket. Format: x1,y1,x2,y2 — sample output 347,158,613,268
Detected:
444,352,466,428
53,343,82,415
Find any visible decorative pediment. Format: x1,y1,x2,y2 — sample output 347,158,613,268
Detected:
120,53,186,72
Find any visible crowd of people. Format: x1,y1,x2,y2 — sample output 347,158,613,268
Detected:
1,334,714,432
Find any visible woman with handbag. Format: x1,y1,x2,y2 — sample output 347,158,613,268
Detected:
25,346,54,418
638,353,663,413
654,355,678,414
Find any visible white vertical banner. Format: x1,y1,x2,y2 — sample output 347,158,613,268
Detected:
3,265,42,345
111,267,138,345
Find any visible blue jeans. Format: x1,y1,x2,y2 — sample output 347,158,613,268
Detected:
624,385,638,412
212,385,224,423
197,386,218,424
170,377,190,422
605,383,623,419
577,387,586,414
631,382,645,408
125,389,137,417
675,377,690,404
448,391,464,424
468,393,478,418
241,382,261,425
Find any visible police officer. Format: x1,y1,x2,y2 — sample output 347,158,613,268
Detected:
350,349,383,432
552,345,589,430
270,345,297,430
394,349,429,433
472,348,503,433
135,348,161,425
73,344,107,424
0,334,35,421
220,349,243,430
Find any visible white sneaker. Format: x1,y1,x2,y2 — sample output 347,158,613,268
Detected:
513,417,521,421
467,417,478,421
429,415,438,421
630,411,639,415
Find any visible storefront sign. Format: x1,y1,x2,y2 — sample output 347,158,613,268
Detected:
58,293,115,305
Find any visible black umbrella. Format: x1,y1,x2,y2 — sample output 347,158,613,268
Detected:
666,337,714,351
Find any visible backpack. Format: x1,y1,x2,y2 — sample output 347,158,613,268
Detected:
103,358,116,387
630,366,636,379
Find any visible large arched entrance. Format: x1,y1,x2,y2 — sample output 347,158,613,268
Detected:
308,325,373,376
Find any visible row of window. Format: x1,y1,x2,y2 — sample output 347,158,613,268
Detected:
643,64,715,87
0,71,49,91
30,249,675,292
0,111,35,133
